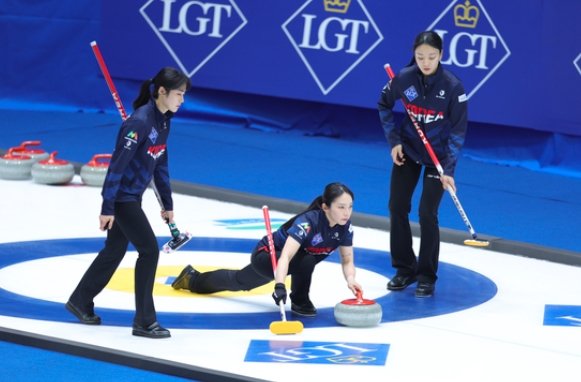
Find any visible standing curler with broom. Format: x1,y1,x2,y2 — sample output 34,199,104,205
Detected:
66,66,191,339
378,31,478,298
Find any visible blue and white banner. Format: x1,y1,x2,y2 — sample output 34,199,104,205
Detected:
101,0,581,136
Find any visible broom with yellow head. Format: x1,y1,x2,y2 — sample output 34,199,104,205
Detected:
262,205,304,335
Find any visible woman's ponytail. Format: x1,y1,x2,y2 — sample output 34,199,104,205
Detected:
132,78,153,110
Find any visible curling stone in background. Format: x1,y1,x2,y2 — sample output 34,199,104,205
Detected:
12,140,49,162
0,148,35,180
334,291,382,328
31,151,75,185
81,154,112,187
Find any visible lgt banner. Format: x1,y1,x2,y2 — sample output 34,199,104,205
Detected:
101,0,581,136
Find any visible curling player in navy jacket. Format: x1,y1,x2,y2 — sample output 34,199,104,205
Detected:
378,31,468,298
171,182,362,317
66,67,191,338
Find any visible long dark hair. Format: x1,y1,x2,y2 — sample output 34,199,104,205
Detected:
280,182,354,231
407,31,443,66
133,67,192,110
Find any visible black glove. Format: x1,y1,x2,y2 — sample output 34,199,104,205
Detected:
272,282,287,305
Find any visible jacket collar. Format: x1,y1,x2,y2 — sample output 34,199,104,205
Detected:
415,63,443,87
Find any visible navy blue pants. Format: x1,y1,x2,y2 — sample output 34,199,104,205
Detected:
189,243,326,305
389,160,445,283
69,201,160,326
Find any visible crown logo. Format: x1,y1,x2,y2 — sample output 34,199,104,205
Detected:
454,0,479,28
324,0,351,14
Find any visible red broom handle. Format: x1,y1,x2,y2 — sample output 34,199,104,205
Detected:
262,205,278,276
91,41,128,121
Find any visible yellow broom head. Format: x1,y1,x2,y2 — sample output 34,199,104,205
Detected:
464,239,490,247
269,320,304,335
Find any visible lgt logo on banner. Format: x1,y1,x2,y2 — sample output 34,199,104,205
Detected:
574,53,581,76
428,0,511,99
140,0,247,77
282,0,383,95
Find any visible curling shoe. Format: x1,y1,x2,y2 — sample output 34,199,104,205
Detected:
171,265,195,290
132,321,171,339
65,301,101,325
415,282,435,298
291,300,317,317
387,274,417,291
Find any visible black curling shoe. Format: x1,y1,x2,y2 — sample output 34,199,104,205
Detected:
132,322,171,339
65,301,101,325
291,300,317,317
171,264,194,290
387,275,417,291
415,282,435,298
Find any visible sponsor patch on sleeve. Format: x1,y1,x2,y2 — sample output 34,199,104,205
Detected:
123,131,138,150
296,222,311,238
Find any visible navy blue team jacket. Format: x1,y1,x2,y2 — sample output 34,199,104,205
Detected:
378,64,468,176
259,209,354,257
100,99,173,215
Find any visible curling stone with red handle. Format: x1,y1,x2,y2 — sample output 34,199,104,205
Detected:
334,291,382,327
12,140,49,162
0,148,35,180
81,153,112,187
31,151,75,185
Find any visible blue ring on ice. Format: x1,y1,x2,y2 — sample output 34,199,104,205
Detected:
0,237,496,329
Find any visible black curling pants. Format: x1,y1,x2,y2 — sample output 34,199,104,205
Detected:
190,243,326,305
389,160,445,284
68,202,160,326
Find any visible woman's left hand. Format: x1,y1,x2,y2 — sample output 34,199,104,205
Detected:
161,210,174,223
441,175,456,193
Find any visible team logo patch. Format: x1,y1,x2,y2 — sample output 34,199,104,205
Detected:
404,86,419,102
311,233,323,246
148,127,158,144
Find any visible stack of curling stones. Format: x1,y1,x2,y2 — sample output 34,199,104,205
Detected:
31,151,74,185
81,153,112,187
0,140,49,180
334,291,382,327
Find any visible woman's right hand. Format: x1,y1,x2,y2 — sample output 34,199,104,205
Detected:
99,215,114,231
391,144,405,166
